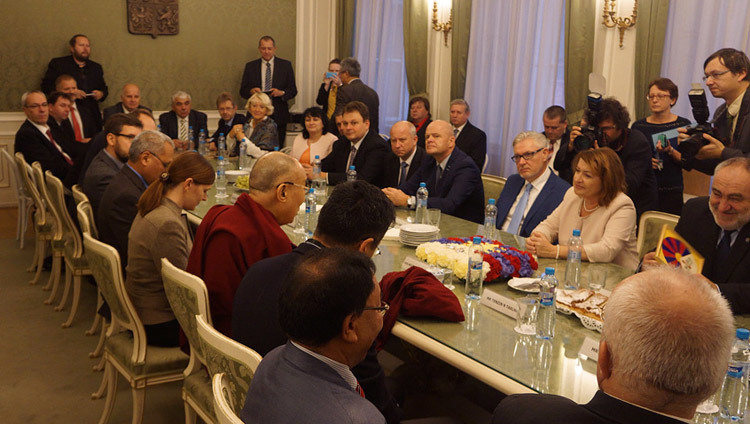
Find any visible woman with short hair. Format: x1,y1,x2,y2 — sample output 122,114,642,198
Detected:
527,148,639,270
125,151,215,346
230,91,278,156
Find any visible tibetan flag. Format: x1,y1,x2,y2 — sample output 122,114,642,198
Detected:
655,226,704,274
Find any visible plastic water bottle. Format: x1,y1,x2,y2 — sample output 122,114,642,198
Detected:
536,267,558,340
718,328,750,422
484,198,497,240
304,188,317,240
312,155,326,200
238,140,248,170
198,130,207,156
564,229,582,290
415,182,429,224
347,165,357,182
465,236,484,300
187,126,194,151
217,133,227,164
215,158,227,199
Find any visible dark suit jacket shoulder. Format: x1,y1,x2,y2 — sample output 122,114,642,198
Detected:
455,121,487,170
321,131,388,187
492,390,685,424
399,148,485,223
335,79,380,134
496,170,570,237
97,165,148,268
211,113,247,141
158,110,208,142
41,55,108,100
676,197,750,313
383,146,426,188
14,120,72,182
102,103,152,122
82,149,122,215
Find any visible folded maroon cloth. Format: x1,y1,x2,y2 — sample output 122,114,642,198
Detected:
376,266,464,350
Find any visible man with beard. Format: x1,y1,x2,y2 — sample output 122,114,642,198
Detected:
82,114,143,214
643,157,750,314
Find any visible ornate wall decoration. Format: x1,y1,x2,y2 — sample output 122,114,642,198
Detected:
127,0,179,38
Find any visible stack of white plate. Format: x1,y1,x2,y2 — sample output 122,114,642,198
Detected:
399,224,439,247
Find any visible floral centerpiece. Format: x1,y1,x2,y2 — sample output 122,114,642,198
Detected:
415,237,538,281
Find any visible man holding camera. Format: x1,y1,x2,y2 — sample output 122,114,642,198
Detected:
568,98,658,220
678,48,750,175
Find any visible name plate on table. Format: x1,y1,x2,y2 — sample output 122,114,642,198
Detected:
579,336,600,362
480,288,518,319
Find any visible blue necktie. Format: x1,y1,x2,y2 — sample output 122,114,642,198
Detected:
399,162,408,185
264,62,272,91
507,184,532,235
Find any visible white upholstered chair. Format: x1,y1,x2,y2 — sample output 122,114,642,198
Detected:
212,373,244,424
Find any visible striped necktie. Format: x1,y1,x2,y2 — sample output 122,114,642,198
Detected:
46,129,73,165
179,118,188,141
264,62,272,91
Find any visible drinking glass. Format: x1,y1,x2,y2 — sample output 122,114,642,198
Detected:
514,295,538,335
587,264,608,292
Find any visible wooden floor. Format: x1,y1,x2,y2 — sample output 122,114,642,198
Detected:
0,206,29,240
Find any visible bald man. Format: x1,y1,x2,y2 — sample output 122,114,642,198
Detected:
187,152,306,336
383,120,484,223
383,121,426,188
102,84,151,121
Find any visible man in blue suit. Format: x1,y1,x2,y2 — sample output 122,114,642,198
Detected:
496,131,570,237
383,120,484,223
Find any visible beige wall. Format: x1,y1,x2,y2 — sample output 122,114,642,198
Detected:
0,0,297,112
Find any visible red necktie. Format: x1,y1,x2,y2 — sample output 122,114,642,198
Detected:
355,382,365,398
69,105,84,141
46,129,74,166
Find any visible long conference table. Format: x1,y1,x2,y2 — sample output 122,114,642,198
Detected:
188,160,749,404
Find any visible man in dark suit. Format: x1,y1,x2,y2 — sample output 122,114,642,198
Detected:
542,105,574,182
241,248,387,424
335,57,380,135
319,101,388,187
383,121,426,188
233,181,400,424
47,91,88,186
493,266,734,423
82,113,143,215
383,120,484,223
102,84,151,121
239,35,297,143
15,91,73,182
41,34,107,125
449,99,487,171
55,74,102,140
497,131,570,237
97,131,174,268
643,157,750,314
409,96,432,149
212,92,247,142
158,91,208,150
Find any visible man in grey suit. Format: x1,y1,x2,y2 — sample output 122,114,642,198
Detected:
335,57,380,134
241,248,387,424
82,113,143,215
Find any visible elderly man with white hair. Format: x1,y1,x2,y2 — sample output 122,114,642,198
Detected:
158,90,208,150
492,266,735,423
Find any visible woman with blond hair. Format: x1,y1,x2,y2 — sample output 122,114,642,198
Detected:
230,91,279,156
125,151,215,346
527,148,639,270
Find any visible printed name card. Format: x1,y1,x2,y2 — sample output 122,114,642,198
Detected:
579,336,600,362
480,288,518,319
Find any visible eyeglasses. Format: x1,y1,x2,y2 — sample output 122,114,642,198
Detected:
702,70,731,82
363,301,389,316
113,132,137,140
511,147,545,162
145,150,170,168
24,103,48,109
646,94,671,101
277,181,310,191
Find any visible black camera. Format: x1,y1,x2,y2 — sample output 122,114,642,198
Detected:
573,93,603,152
678,88,716,160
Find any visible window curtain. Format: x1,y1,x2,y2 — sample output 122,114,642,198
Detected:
661,0,750,121
403,0,428,97
336,0,356,59
450,0,473,101
354,0,410,134
633,0,670,121
464,0,566,176
564,0,596,124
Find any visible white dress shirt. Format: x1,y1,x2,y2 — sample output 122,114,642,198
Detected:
399,147,419,182
501,167,552,231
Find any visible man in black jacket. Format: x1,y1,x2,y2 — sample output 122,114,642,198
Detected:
158,91,208,150
232,181,401,424
449,99,487,170
335,57,380,135
383,121,426,188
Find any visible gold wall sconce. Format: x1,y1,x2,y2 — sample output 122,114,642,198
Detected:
432,1,453,46
602,0,638,48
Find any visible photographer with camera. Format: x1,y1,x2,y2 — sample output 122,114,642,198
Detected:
631,78,691,215
568,98,658,221
677,48,750,175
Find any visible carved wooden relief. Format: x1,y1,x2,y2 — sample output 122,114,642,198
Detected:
127,0,179,38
